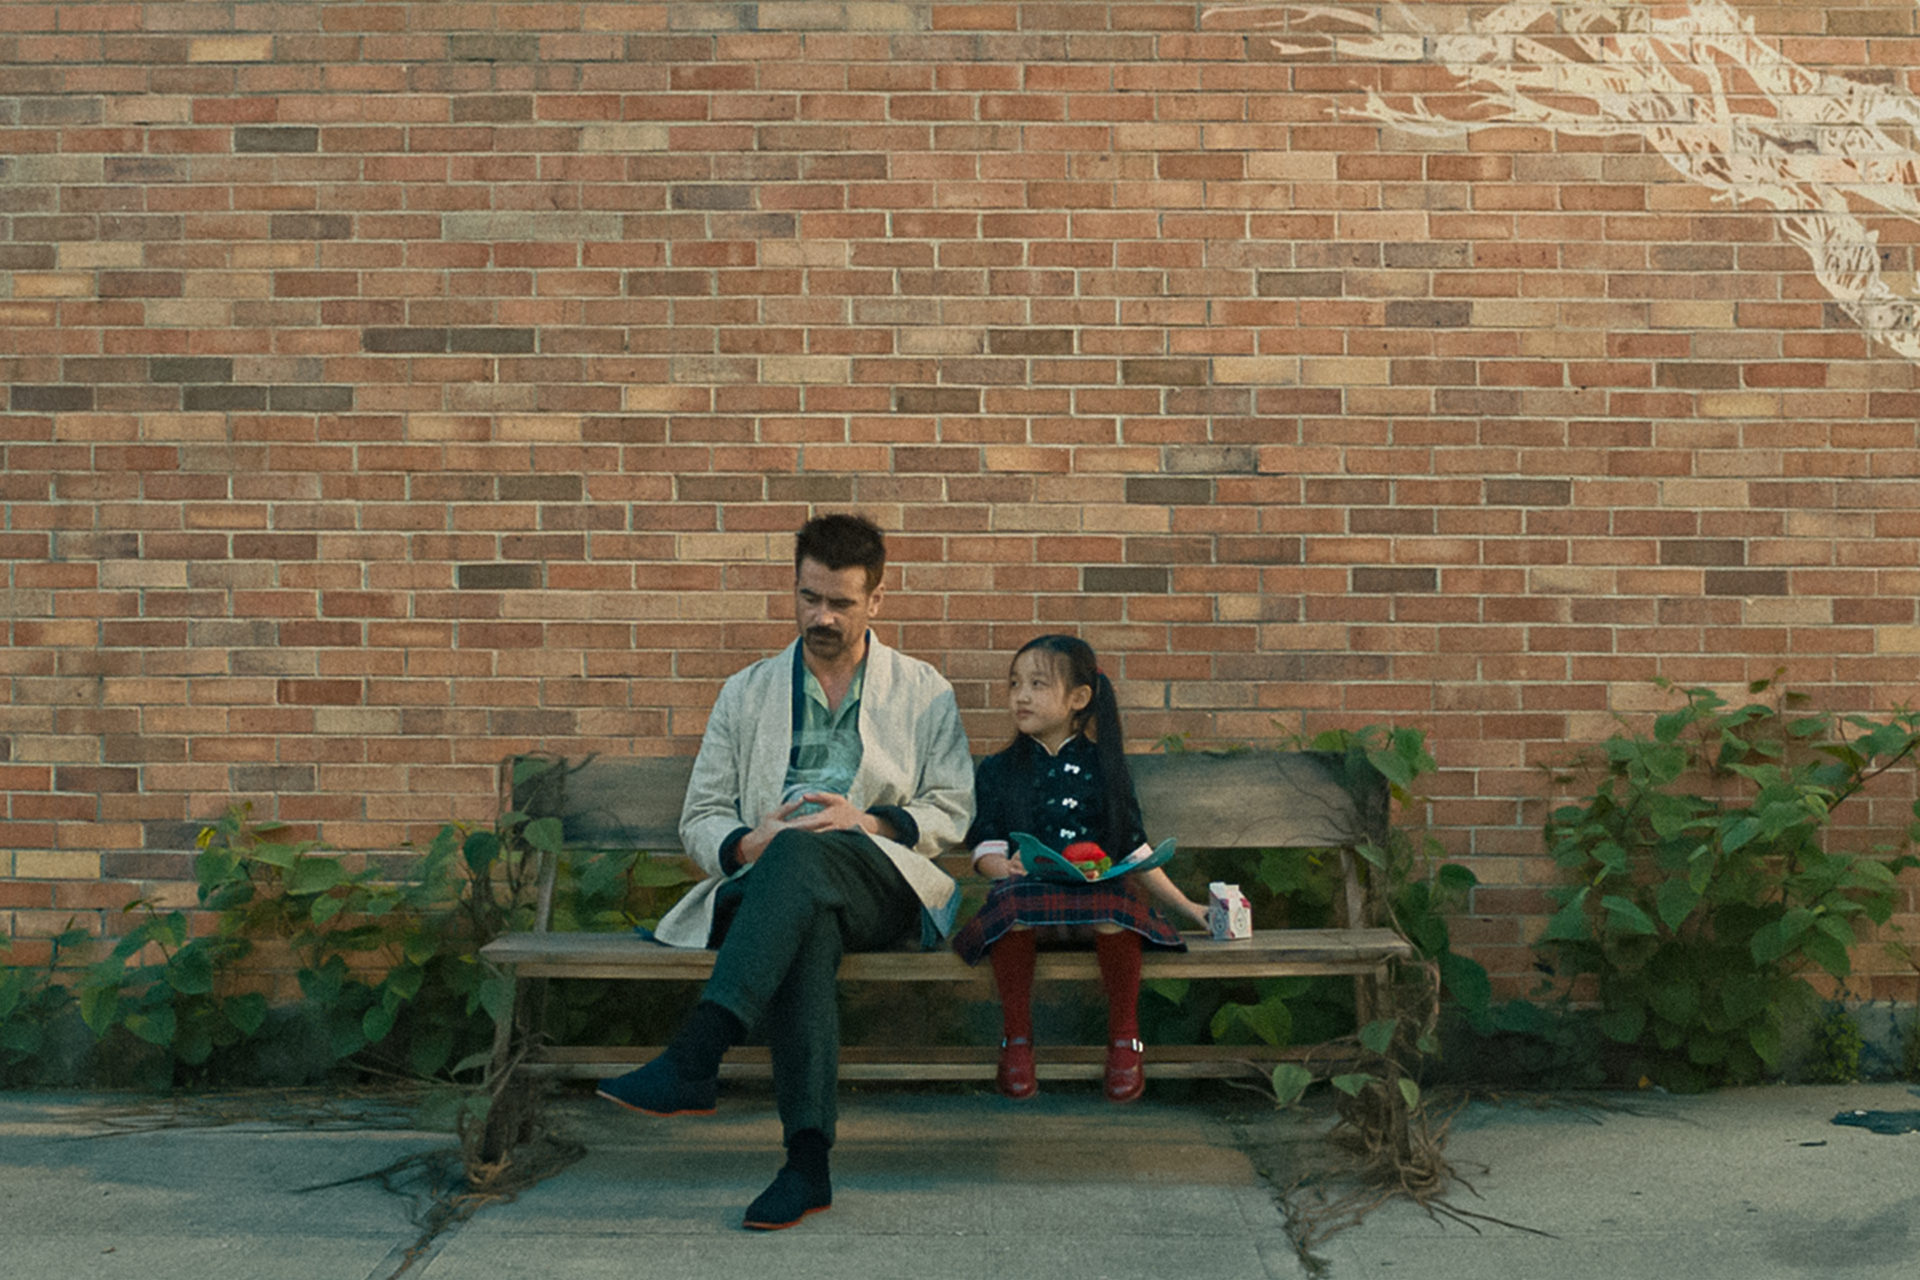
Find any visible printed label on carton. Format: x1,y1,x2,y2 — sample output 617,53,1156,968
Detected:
1207,881,1252,941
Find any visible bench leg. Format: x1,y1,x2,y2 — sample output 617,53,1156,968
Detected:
487,971,521,1081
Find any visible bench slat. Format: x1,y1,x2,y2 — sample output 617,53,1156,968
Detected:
480,927,1411,982
509,749,1388,854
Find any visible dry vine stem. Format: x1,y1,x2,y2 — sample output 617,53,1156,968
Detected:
1262,950,1553,1261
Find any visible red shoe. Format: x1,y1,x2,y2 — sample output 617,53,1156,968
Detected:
1105,1037,1144,1103
997,1036,1037,1099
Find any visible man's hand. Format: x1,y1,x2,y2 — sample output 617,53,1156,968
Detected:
734,794,892,866
791,792,892,839
734,799,806,866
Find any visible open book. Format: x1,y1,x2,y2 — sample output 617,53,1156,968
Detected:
1011,832,1177,884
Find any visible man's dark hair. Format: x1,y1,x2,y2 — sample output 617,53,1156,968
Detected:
794,513,886,590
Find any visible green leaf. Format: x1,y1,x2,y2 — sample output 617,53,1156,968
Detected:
195,848,241,899
524,817,565,856
225,993,267,1037
1397,1078,1420,1109
1544,891,1591,941
1750,912,1813,964
451,1048,496,1077
1648,980,1697,1026
1747,1020,1782,1066
1357,1018,1397,1055
1438,952,1492,1016
1813,915,1857,950
1144,978,1190,1006
1494,1000,1549,1035
427,823,463,863
1655,879,1701,932
1687,847,1715,894
1271,1063,1313,1106
164,946,215,996
1435,863,1477,895
124,1005,177,1047
175,1023,214,1065
410,1030,454,1078
51,926,92,952
1642,743,1688,786
202,879,254,913
1364,746,1413,791
106,926,151,966
329,1015,368,1061
249,841,302,869
362,1003,396,1044
288,857,345,896
1591,841,1629,877
310,893,345,924
156,911,188,949
384,963,425,1001
1601,895,1657,936
1329,1073,1371,1097
463,831,502,875
298,957,345,1005
77,984,120,1036
1802,930,1851,978
476,973,515,1026
1210,997,1293,1047
1646,795,1695,838
1598,1003,1645,1045
512,756,554,786
1720,816,1763,853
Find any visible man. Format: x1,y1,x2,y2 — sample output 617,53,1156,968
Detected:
597,514,974,1230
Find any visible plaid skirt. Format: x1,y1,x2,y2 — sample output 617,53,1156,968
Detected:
949,876,1187,966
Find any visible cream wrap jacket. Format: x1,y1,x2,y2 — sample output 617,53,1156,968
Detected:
650,635,975,950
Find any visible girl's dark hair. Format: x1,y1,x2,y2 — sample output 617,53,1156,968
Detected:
1007,634,1138,854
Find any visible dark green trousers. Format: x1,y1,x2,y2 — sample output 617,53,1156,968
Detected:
704,827,921,1145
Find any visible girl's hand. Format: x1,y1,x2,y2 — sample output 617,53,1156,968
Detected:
980,853,1023,880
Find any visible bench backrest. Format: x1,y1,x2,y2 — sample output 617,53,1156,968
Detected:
504,750,1391,935
506,749,1388,855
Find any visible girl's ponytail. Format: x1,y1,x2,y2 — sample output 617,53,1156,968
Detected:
1085,666,1140,856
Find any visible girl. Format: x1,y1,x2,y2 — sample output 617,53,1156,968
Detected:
950,635,1209,1103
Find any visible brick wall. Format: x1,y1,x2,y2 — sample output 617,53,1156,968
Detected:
3,1,1918,999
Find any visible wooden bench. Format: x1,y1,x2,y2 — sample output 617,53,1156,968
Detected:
479,749,1414,1088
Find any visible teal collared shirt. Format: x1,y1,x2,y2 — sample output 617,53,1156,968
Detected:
784,645,865,808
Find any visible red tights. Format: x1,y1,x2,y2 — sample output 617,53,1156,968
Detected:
989,928,1141,1042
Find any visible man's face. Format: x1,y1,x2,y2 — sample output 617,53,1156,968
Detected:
795,557,881,663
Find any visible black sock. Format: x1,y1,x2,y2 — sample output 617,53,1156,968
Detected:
665,1001,744,1081
785,1128,831,1185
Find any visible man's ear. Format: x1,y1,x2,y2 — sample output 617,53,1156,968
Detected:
866,584,884,618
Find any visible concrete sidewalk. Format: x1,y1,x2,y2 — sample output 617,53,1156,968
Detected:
1,1080,1916,1279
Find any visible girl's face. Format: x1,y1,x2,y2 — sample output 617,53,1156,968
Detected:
1008,650,1091,752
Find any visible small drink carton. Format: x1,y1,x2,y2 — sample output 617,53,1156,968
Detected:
1208,881,1252,941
